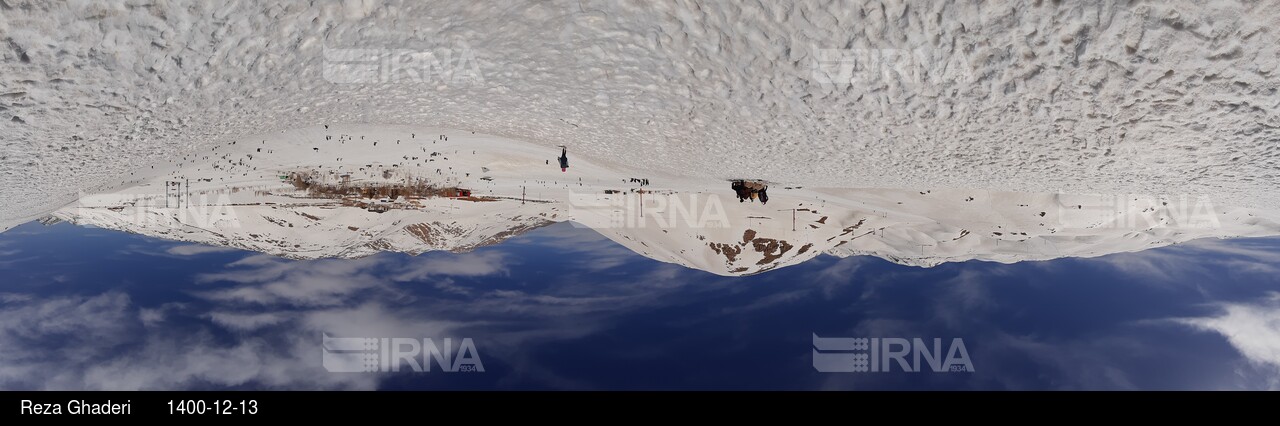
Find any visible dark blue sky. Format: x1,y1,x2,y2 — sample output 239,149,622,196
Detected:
0,221,1278,390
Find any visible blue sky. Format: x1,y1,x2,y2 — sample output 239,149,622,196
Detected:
0,221,1278,390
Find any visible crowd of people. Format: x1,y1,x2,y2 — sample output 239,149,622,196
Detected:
732,180,768,204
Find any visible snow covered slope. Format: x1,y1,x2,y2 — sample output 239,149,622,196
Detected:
44,125,1280,276
3,1,1279,229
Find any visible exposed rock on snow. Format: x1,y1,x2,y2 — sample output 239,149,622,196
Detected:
2,1,1279,229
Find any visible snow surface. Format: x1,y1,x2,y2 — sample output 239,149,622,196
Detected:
47,125,1280,276
2,1,1279,231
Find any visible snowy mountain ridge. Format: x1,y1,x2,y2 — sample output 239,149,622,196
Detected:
4,2,1279,230
39,124,1280,276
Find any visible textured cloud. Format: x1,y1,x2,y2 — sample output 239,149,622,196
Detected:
194,255,390,307
165,244,242,256
3,218,1279,390
1094,237,1280,284
0,290,455,390
1179,293,1280,373
392,251,508,282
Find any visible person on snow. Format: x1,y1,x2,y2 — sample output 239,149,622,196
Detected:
558,146,569,172
732,180,749,202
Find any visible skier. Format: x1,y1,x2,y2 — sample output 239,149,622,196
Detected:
558,146,569,172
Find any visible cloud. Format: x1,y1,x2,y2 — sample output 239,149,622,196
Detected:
207,312,290,331
10,219,1272,390
194,255,391,307
165,244,242,256
0,292,142,388
430,278,472,296
980,332,1144,390
716,288,810,314
138,303,188,327
0,292,135,343
0,291,444,390
1178,293,1280,372
0,293,34,304
392,251,507,282
73,331,380,391
1093,237,1280,284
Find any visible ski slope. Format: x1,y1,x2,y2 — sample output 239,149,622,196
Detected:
2,1,1279,231
48,125,1280,276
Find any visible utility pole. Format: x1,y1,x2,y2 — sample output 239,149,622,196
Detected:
777,208,796,231
919,244,934,255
